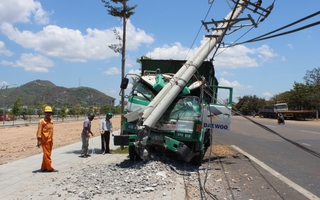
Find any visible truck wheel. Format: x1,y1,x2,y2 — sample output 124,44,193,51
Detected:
129,146,142,161
204,130,212,151
129,146,137,161
191,150,204,166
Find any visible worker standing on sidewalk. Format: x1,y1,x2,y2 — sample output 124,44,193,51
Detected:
99,112,113,154
36,106,58,172
81,113,95,157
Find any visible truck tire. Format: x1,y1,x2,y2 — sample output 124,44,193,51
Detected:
129,146,142,161
129,146,137,161
191,150,204,166
204,129,212,153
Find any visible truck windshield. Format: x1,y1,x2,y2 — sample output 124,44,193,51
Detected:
131,82,155,101
274,103,288,111
161,96,201,121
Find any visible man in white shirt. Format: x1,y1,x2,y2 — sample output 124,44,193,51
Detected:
99,112,113,154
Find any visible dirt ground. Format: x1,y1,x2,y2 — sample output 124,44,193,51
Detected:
0,116,121,165
0,115,318,165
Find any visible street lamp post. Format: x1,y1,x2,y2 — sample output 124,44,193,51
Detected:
1,83,18,126
1,95,5,125
1,86,8,125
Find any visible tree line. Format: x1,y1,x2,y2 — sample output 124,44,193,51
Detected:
1,99,122,124
235,67,320,115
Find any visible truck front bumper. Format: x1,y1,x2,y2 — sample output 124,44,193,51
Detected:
114,135,195,162
164,136,194,162
114,135,136,146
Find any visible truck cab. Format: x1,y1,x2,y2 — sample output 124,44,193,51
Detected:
115,59,233,165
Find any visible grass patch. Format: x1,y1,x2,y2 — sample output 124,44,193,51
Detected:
113,146,129,154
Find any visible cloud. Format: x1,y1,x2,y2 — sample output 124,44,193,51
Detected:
218,78,256,102
217,70,234,76
0,0,50,24
120,69,141,92
219,78,252,89
125,69,141,82
0,81,9,87
125,55,139,68
103,67,121,75
0,20,154,63
124,22,154,51
262,92,273,100
255,44,278,63
15,53,54,72
104,88,117,94
0,41,13,56
287,43,294,49
214,44,277,68
128,69,141,75
1,60,14,66
146,42,195,60
145,41,277,69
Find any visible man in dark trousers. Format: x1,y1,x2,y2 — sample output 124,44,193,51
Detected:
277,113,285,125
99,112,113,154
81,113,95,157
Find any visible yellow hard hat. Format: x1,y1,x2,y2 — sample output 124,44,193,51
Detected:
44,106,53,113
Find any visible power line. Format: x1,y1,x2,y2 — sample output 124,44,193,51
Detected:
232,11,320,46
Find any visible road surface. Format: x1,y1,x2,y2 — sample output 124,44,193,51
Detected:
214,116,320,199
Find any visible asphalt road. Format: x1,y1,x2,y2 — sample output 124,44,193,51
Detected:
214,116,320,198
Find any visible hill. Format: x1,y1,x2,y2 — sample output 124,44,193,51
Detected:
1,80,115,108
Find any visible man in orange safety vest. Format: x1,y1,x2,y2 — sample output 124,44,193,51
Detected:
36,106,58,172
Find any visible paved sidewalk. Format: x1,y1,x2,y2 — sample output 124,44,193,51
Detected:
1,131,313,200
0,131,123,200
0,131,186,200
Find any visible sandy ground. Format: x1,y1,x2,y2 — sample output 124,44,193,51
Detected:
0,115,121,165
0,115,318,165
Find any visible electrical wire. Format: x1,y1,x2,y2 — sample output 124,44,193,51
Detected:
216,152,236,200
212,5,320,60
209,0,241,62
200,95,235,199
240,10,320,43
237,21,320,44
202,101,221,200
202,83,320,159
244,154,285,199
213,141,285,199
232,109,320,158
226,11,320,47
185,2,214,60
212,0,269,57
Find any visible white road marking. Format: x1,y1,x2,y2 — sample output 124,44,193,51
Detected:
300,130,320,135
302,143,312,147
232,145,319,200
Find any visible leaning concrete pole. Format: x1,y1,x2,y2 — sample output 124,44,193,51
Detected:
142,0,248,128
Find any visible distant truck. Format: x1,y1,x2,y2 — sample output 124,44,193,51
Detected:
0,114,12,121
258,103,317,120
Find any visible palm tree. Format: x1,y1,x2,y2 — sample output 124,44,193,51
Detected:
101,0,137,135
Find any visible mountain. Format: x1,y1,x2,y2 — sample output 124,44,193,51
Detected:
1,80,115,108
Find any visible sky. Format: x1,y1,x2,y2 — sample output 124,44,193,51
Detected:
0,0,319,105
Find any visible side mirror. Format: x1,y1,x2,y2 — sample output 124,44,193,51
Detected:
120,78,129,89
